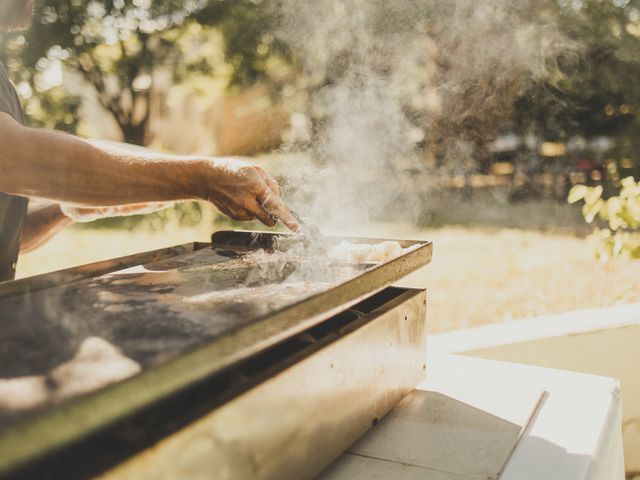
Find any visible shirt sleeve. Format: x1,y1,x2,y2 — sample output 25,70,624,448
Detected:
0,64,24,123
0,84,14,116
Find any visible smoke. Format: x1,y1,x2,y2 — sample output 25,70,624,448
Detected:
274,0,577,230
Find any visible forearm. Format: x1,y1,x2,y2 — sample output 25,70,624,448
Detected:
20,203,73,254
0,113,300,231
0,114,205,206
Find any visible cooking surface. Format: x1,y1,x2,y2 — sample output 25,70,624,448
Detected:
0,248,364,377
0,232,431,432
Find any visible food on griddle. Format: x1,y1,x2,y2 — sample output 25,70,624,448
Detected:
329,240,410,264
371,240,403,262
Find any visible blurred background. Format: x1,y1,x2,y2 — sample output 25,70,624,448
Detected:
1,0,638,333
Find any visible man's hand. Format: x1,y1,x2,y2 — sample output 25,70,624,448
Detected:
0,114,300,231
198,157,300,232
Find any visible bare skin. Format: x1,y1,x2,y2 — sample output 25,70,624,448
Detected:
0,113,300,251
20,203,73,254
21,201,172,254
1,2,299,254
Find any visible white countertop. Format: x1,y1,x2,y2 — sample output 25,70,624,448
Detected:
320,354,624,480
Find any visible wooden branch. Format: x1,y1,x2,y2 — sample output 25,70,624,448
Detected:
74,54,128,128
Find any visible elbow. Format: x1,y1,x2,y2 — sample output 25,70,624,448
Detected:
0,113,31,196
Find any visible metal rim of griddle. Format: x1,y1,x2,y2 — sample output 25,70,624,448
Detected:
0,231,432,476
0,243,210,300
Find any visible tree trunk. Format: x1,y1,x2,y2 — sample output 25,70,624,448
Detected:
120,122,149,146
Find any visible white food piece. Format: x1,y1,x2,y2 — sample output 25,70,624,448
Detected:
328,241,352,263
51,337,141,400
329,240,408,264
370,241,403,262
349,243,374,263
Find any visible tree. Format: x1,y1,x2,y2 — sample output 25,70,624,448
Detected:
0,0,295,145
195,0,292,91
0,0,253,145
516,0,640,178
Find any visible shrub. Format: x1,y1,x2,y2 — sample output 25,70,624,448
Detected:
568,176,640,261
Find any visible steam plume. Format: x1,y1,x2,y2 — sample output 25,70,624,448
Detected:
276,0,577,229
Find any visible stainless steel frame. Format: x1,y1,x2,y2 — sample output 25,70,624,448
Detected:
102,288,427,480
0,231,432,477
0,242,208,300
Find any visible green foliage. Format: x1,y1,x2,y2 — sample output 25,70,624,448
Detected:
2,0,640,175
22,85,81,132
0,0,284,144
196,0,293,91
0,26,81,130
569,176,640,260
519,0,640,172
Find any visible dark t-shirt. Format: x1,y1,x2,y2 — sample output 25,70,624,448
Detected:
0,61,28,282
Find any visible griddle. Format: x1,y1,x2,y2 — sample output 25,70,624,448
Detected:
0,230,432,477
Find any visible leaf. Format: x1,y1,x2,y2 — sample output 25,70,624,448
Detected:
620,176,640,198
620,209,639,230
612,232,624,257
621,176,637,189
607,196,622,215
585,185,603,205
627,200,640,227
599,204,610,222
568,184,588,204
583,198,604,223
604,197,621,227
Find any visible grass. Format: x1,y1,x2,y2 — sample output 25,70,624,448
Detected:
16,219,640,334
405,227,640,332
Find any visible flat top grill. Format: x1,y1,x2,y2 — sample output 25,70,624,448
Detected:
0,242,364,377
0,230,432,474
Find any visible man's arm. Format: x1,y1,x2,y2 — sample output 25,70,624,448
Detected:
20,203,72,254
0,113,300,231
20,201,176,254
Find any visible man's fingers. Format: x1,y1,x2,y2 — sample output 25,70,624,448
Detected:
215,201,254,222
258,189,300,232
229,207,256,222
245,197,277,227
208,164,294,228
266,177,281,197
256,168,282,197
212,201,234,218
